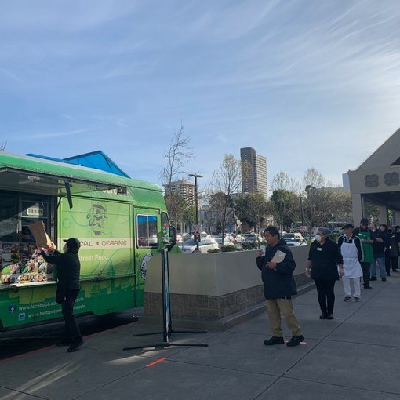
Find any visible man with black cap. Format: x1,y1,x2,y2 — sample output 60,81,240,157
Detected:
353,218,374,289
41,238,83,352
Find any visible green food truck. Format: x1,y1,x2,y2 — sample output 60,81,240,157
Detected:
0,151,172,330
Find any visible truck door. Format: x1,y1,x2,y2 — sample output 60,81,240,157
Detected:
133,208,161,307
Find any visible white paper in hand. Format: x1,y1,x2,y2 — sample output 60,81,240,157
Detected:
271,250,286,264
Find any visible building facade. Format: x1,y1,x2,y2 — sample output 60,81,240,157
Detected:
240,147,268,198
348,127,400,226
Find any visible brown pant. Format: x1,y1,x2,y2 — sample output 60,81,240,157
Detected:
266,299,302,337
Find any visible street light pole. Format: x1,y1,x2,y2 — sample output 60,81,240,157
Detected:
300,195,304,226
188,173,203,252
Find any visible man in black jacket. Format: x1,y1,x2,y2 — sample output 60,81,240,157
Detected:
256,226,304,347
41,238,83,352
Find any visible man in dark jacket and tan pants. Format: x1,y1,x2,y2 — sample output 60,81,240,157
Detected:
41,238,83,352
256,226,304,347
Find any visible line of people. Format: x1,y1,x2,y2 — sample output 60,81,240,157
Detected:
255,221,400,347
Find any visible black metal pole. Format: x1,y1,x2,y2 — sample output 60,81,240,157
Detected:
189,173,202,252
300,196,304,226
194,175,199,227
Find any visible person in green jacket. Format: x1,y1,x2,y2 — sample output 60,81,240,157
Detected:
353,218,374,289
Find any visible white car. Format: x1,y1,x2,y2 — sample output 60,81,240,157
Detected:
181,238,219,253
234,234,245,243
285,240,308,247
214,235,235,248
282,233,305,244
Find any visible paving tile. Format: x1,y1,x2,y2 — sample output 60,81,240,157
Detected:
168,331,316,375
257,377,400,400
287,340,400,394
1,346,150,400
79,358,275,400
328,321,400,348
0,387,39,400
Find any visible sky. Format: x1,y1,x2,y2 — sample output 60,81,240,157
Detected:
1,0,400,191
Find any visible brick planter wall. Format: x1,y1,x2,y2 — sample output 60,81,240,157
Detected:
144,273,311,321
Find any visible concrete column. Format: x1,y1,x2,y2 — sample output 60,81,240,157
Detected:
394,212,400,226
379,206,388,225
351,193,363,225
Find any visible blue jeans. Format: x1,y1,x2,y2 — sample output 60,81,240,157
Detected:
371,256,386,279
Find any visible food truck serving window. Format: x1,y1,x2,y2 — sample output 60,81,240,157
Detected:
137,215,158,248
0,191,55,286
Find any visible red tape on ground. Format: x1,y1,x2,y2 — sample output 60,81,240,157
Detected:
146,357,166,367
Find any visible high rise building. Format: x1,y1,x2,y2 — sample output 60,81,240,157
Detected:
240,147,268,198
163,179,195,205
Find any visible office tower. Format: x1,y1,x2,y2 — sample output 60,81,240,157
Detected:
240,147,268,198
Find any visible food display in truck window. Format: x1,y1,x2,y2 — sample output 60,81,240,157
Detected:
0,192,54,286
0,243,53,284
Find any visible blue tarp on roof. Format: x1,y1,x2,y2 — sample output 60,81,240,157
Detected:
27,151,130,178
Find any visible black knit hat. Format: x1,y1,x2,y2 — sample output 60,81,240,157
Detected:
64,238,81,250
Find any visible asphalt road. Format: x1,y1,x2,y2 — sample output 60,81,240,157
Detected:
0,311,139,360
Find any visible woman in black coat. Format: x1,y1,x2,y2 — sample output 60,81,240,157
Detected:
306,228,344,319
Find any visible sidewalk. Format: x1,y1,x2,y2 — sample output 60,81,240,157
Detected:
2,275,400,400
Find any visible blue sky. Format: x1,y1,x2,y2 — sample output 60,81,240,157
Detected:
1,0,400,189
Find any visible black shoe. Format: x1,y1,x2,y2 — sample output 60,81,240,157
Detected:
354,297,360,302
264,336,284,346
286,335,305,347
344,296,351,302
382,278,387,282
326,313,334,319
387,273,391,277
67,338,84,353
370,277,377,281
392,269,399,273
319,313,327,319
363,285,373,289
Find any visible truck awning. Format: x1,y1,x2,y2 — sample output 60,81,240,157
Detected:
0,168,124,196
0,152,133,207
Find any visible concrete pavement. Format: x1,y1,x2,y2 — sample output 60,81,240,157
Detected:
1,275,400,400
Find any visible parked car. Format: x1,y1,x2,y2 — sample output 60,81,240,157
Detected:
214,235,235,248
244,234,262,244
182,233,193,241
181,237,219,253
234,234,246,243
285,240,308,247
282,232,305,243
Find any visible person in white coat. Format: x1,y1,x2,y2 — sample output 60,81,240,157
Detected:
338,224,363,302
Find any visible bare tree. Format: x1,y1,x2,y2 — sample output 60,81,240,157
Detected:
160,122,193,227
302,168,325,190
0,141,7,151
271,171,301,193
160,122,193,190
208,154,242,240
